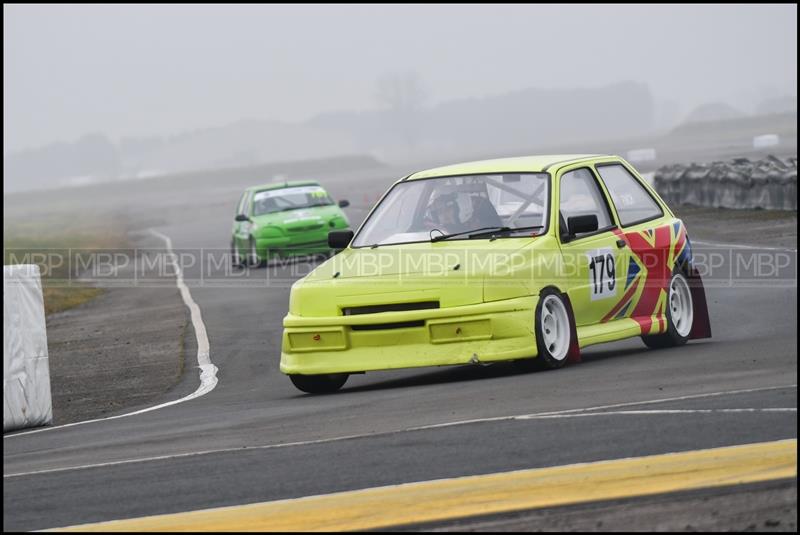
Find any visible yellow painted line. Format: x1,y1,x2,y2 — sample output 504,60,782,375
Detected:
50,439,797,532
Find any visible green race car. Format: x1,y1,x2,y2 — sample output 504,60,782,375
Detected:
280,155,712,393
231,181,351,266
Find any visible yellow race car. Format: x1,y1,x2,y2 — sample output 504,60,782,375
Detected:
280,155,711,393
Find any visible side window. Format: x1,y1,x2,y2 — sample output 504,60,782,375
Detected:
236,192,248,215
596,164,663,226
241,192,253,216
559,168,613,238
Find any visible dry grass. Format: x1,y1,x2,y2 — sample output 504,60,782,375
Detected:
39,285,105,316
4,211,130,315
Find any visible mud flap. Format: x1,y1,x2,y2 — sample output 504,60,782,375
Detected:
563,295,582,364
687,266,712,340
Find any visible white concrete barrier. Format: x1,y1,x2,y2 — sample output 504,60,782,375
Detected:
3,264,53,432
627,148,657,163
753,134,780,149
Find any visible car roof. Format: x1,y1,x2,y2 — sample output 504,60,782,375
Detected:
246,180,322,193
406,154,610,180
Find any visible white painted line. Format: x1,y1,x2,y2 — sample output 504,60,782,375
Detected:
4,229,217,439
520,408,796,419
411,383,798,430
5,384,795,479
693,239,797,252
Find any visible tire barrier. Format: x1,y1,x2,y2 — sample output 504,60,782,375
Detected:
3,264,53,432
654,155,797,210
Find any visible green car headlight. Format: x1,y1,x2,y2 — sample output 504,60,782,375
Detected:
255,225,283,238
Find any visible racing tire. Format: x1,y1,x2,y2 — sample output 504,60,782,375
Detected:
642,270,693,349
231,240,244,268
517,289,573,371
289,373,349,394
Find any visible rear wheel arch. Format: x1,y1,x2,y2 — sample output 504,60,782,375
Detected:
674,253,692,278
642,267,692,349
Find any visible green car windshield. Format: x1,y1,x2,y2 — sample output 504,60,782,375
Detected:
352,173,550,247
253,186,334,216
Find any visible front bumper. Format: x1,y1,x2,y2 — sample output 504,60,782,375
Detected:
256,236,330,257
280,296,539,375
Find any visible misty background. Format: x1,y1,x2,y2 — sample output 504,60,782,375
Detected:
3,4,797,193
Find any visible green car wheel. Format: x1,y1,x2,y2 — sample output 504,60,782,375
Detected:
248,237,265,268
230,240,244,268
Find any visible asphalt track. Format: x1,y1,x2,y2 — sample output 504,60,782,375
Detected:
3,168,798,531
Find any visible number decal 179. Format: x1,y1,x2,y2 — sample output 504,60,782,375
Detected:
588,248,617,300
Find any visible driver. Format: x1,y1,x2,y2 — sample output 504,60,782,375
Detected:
428,191,463,234
255,197,278,215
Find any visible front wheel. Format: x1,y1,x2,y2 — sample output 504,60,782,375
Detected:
231,240,244,268
289,373,349,394
516,289,573,371
642,271,693,349
248,237,265,268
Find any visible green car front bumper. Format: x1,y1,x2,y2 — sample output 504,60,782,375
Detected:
256,236,331,258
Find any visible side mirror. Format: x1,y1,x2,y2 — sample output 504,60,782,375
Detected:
328,230,354,250
235,214,250,222
567,214,599,238
338,199,350,208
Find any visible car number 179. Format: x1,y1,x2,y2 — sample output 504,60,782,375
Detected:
588,248,617,300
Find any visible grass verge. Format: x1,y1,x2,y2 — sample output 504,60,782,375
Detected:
4,213,130,315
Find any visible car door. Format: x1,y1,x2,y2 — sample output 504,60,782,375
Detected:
556,166,629,327
594,162,671,333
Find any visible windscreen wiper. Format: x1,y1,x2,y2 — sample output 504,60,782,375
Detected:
468,225,543,239
431,226,508,242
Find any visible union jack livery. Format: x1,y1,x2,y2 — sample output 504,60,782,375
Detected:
604,220,699,335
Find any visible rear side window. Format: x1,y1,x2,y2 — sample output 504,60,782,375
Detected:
596,164,663,226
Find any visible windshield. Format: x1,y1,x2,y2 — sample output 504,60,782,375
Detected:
352,173,550,247
252,185,334,216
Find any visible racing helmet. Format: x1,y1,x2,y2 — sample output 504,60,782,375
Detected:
430,191,461,222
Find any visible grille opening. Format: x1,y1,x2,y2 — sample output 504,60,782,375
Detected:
350,320,425,331
289,224,324,231
342,301,439,316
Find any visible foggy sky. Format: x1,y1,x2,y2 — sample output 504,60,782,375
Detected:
3,4,797,155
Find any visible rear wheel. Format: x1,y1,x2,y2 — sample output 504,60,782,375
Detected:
289,373,349,394
642,271,693,349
